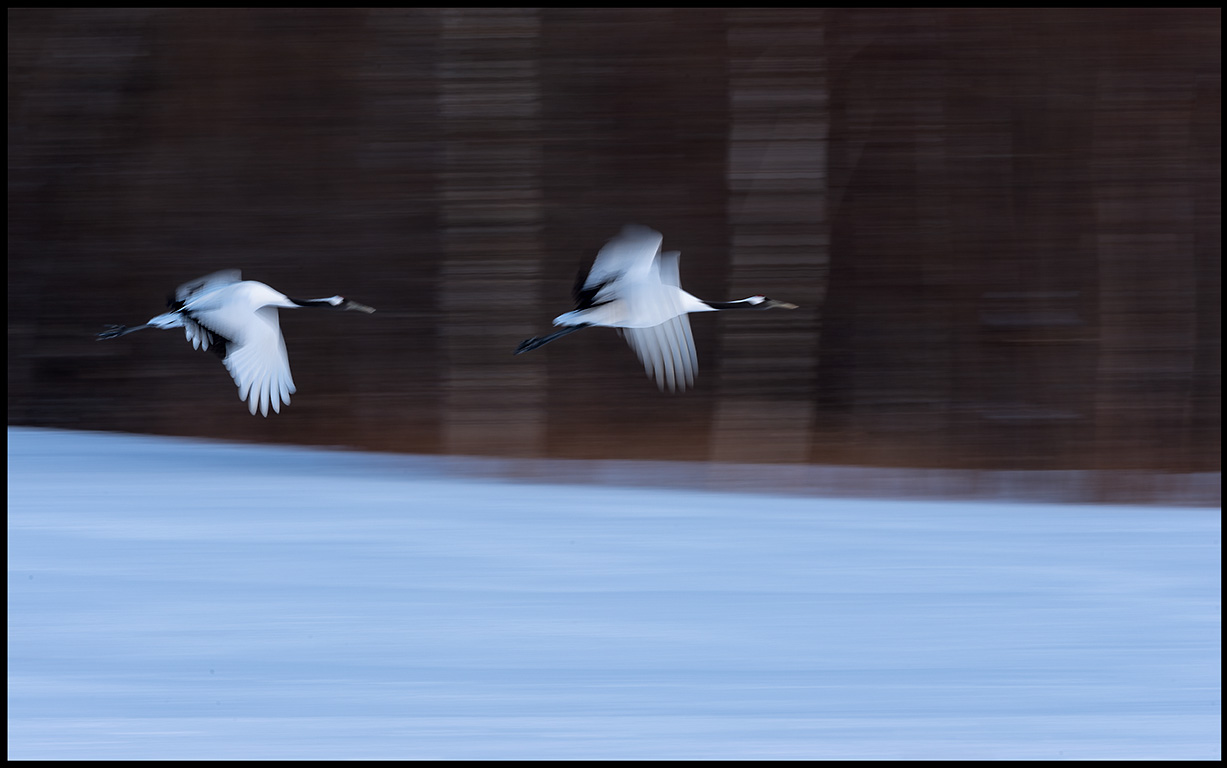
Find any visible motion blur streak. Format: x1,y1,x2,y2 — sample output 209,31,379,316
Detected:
8,9,1220,483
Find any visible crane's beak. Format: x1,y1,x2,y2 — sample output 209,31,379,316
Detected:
343,300,376,313
768,300,798,310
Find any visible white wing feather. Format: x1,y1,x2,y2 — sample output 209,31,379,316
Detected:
216,307,295,416
174,271,243,353
183,284,296,417
618,248,698,392
582,224,664,298
559,227,702,391
622,315,696,392
175,269,242,302
182,319,217,351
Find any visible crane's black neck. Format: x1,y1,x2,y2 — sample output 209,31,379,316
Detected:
289,296,338,308
703,298,766,310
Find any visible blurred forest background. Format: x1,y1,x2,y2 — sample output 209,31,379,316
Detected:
8,8,1221,473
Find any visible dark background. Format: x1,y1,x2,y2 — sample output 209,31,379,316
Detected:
8,8,1220,472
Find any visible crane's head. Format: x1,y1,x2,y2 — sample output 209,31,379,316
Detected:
303,295,376,313
340,296,376,313
748,295,798,310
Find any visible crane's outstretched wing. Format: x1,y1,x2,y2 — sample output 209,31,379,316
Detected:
621,316,697,392
173,270,243,354
659,251,698,378
620,248,698,392
575,224,664,306
181,318,224,355
217,307,295,417
175,269,243,302
187,292,296,417
655,249,684,289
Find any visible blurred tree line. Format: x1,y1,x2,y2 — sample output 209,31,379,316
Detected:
8,8,1220,472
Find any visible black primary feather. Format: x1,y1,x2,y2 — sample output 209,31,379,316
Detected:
572,263,617,311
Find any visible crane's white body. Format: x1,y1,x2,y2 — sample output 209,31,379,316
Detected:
104,270,369,417
553,226,707,392
553,226,714,329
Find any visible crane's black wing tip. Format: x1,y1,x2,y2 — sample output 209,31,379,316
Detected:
571,262,592,305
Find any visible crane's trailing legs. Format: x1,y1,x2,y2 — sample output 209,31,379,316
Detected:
515,323,591,355
97,323,152,340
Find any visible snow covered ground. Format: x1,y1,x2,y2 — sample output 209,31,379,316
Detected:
7,426,1221,759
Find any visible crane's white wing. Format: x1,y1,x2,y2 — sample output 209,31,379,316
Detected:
175,270,244,353
188,296,296,417
217,307,295,416
582,224,664,297
175,269,243,302
621,314,697,393
182,319,218,352
656,249,683,288
619,247,698,390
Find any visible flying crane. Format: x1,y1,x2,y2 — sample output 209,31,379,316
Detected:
515,225,797,391
98,269,375,416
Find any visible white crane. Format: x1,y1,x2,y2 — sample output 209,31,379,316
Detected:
515,224,797,391
98,269,375,416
